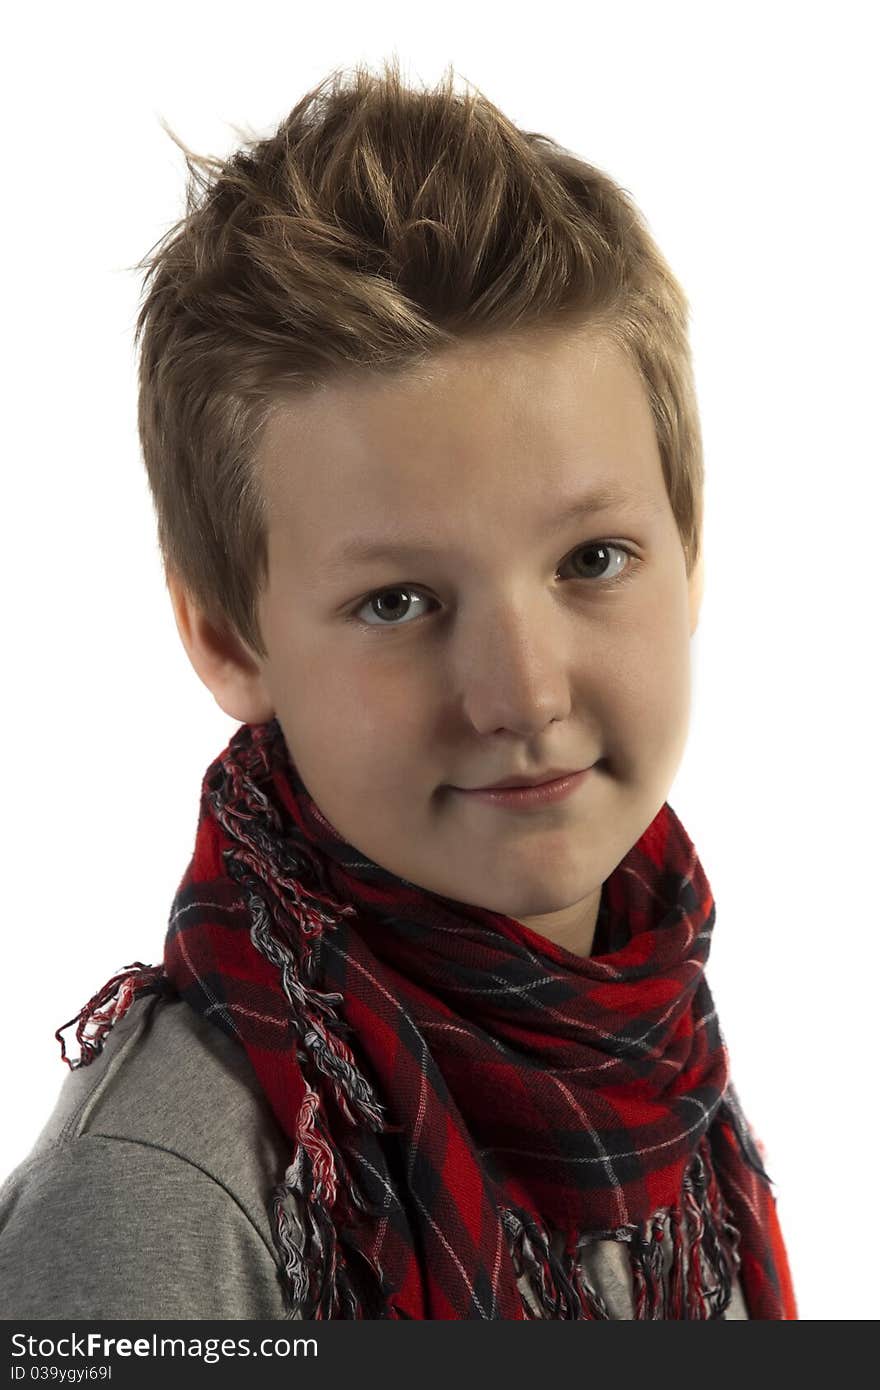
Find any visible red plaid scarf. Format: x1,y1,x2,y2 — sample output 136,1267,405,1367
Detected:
58,718,797,1319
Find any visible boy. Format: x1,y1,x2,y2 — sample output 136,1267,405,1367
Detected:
0,58,797,1320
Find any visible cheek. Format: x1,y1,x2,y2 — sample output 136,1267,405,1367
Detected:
290,658,429,767
590,601,691,744
633,624,693,766
347,659,432,732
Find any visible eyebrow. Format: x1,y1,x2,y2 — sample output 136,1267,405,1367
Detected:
319,482,658,577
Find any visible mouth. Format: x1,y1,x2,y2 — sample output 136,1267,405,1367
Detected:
449,766,595,810
456,763,596,792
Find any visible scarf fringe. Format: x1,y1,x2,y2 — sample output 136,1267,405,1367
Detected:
246,894,408,1318
497,1137,742,1320
270,1114,746,1320
271,1145,402,1320
501,1204,609,1318
223,842,409,1319
55,962,169,1069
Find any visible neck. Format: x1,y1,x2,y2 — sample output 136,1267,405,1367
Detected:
514,884,603,958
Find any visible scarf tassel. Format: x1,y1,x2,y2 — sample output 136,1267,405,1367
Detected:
269,1078,407,1320
55,963,168,1069
499,1138,743,1321
271,1130,745,1320
502,1204,609,1318
271,1151,405,1319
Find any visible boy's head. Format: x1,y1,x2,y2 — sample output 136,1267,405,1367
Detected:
139,59,705,955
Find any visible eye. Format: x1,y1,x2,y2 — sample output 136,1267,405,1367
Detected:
348,541,637,629
565,541,635,584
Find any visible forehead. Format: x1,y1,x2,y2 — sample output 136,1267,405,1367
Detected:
256,325,666,558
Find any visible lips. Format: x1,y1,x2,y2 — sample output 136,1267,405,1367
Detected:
461,767,589,791
452,766,594,809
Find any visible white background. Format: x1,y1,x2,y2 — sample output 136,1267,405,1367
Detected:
2,0,876,1321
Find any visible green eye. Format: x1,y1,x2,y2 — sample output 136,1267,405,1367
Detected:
565,541,633,583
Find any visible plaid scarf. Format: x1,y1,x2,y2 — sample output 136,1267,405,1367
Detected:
58,718,797,1319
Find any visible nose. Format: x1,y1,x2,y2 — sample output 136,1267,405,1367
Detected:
452,601,572,736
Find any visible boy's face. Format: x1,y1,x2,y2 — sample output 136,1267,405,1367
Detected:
170,324,702,957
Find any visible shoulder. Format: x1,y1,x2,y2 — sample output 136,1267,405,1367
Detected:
0,991,300,1319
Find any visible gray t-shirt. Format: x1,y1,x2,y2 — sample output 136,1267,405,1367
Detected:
0,991,748,1320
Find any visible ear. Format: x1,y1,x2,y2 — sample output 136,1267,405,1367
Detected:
166,570,275,725
688,550,704,637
